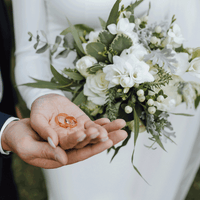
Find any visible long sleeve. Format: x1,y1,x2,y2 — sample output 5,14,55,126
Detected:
12,0,65,110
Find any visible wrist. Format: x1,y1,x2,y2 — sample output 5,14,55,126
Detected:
1,118,19,153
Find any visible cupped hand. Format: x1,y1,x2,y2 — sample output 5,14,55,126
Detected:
30,94,110,150
2,118,125,168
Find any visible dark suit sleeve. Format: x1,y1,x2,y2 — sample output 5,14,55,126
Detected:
0,112,12,130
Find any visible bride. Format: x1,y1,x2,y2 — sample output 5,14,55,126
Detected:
12,0,200,199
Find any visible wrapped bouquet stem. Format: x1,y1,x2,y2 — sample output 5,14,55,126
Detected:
25,0,200,179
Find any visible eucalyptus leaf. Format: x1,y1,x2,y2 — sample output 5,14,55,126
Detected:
86,42,107,62
99,30,115,47
55,49,70,59
55,36,62,45
36,43,50,53
40,30,48,40
66,18,85,56
110,34,132,55
106,0,121,28
63,34,74,49
99,17,106,29
28,32,33,41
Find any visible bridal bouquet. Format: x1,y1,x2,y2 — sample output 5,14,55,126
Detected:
27,0,200,176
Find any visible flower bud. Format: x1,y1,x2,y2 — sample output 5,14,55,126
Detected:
147,99,154,106
148,106,156,114
187,48,193,54
150,36,157,44
155,26,162,33
125,105,133,114
138,96,145,102
136,89,144,97
142,15,148,22
148,90,155,96
123,87,130,93
135,18,141,25
117,89,123,93
157,95,164,103
156,38,161,46
134,83,140,88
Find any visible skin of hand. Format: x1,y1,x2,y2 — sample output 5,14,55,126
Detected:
30,94,127,150
1,118,127,169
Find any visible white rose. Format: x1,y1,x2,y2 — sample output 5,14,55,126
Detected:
107,18,138,44
76,56,97,77
83,71,109,105
172,52,189,76
167,24,185,48
103,55,154,88
188,57,200,79
182,83,196,108
120,43,148,61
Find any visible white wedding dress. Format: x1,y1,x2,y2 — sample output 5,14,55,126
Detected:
12,0,200,199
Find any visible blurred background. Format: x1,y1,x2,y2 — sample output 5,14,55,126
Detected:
4,0,200,199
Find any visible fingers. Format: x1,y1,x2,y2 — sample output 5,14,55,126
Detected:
59,130,86,150
108,130,128,146
102,119,126,133
30,113,59,147
94,118,110,126
67,139,113,164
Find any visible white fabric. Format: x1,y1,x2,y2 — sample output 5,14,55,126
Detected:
0,117,19,155
12,0,200,200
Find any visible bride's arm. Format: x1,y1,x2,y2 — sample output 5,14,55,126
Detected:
12,0,65,110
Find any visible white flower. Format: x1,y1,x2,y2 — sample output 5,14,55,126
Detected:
120,43,148,61
103,55,154,88
182,83,196,108
107,18,138,44
155,26,162,33
157,95,164,103
188,57,200,79
119,11,132,20
76,56,97,77
172,52,189,76
125,105,133,114
167,24,185,48
154,76,182,112
138,96,145,102
83,71,109,105
141,15,148,23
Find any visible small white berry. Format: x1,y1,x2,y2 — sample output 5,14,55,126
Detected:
155,26,162,33
134,83,140,88
138,96,145,102
125,105,133,114
150,36,157,44
135,18,141,25
142,15,148,22
136,89,144,97
157,95,164,103
148,106,156,114
147,99,154,106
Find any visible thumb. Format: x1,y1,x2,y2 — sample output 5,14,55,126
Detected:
33,141,68,166
31,113,59,148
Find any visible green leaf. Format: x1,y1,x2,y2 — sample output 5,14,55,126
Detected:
106,0,121,28
110,34,132,55
86,64,104,74
50,65,73,85
66,18,85,56
133,164,150,185
63,69,85,81
126,0,144,14
195,95,200,109
28,32,33,41
170,113,194,117
21,78,68,90
36,43,50,53
55,36,62,45
40,30,48,41
192,47,200,60
60,24,94,35
98,30,115,47
63,34,74,49
73,91,87,105
133,108,139,146
99,17,106,29
86,42,107,62
154,135,166,151
55,49,70,59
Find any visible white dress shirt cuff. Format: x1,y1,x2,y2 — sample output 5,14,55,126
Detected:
0,117,19,155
